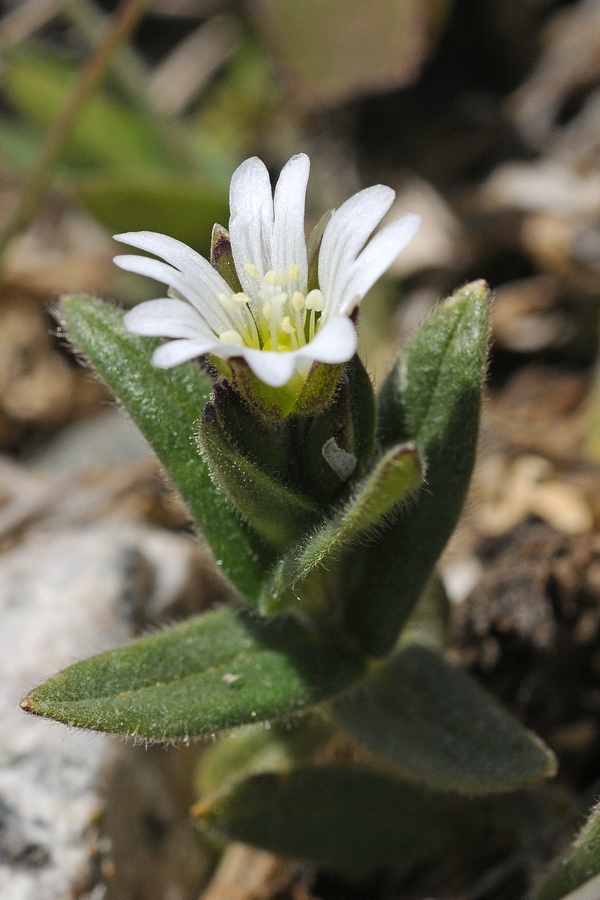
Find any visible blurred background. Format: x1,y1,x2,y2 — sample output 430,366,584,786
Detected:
3,1,600,899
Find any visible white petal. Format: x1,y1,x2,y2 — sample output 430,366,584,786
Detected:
114,232,233,330
239,347,298,388
229,157,274,293
114,254,231,334
235,316,357,387
152,339,216,368
298,316,357,364
272,153,310,289
123,298,215,340
319,185,395,317
336,213,422,316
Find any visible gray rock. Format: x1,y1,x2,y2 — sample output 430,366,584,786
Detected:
0,520,217,900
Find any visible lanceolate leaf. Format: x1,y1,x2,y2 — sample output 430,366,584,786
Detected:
344,281,490,655
334,644,556,794
536,801,600,900
259,442,424,614
195,764,481,871
21,609,364,740
58,295,269,600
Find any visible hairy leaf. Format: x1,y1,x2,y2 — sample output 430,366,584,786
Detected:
536,801,600,900
344,280,490,655
195,764,482,870
335,644,556,794
259,442,423,614
58,295,270,599
21,609,364,740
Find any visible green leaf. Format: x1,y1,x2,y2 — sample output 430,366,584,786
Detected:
195,764,481,870
74,173,229,252
344,280,490,655
398,573,450,651
58,295,269,600
197,399,320,549
198,716,333,794
334,644,556,794
259,442,424,615
536,801,600,900
21,609,364,740
5,48,170,170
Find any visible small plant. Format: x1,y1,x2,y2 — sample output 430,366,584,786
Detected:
22,154,557,872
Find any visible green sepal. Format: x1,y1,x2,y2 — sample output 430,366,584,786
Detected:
57,295,269,600
293,361,343,417
211,380,291,483
535,801,600,900
197,400,320,550
194,764,482,871
210,224,243,293
21,609,365,740
226,356,306,420
259,442,424,615
334,643,556,794
297,354,376,504
344,280,490,655
224,355,344,422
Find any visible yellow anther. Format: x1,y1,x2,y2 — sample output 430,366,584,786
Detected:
263,270,278,286
306,289,324,312
262,302,273,318
233,292,250,305
218,293,236,313
219,330,244,345
277,269,290,287
244,263,259,280
289,264,300,283
291,291,305,310
281,316,295,335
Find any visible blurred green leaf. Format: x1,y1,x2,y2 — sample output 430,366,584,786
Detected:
22,609,364,740
334,644,556,794
5,48,171,170
58,295,270,600
74,172,229,252
0,117,41,171
536,801,600,900
196,763,481,870
344,280,490,656
399,573,450,652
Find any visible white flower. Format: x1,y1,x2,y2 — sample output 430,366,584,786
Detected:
115,153,420,388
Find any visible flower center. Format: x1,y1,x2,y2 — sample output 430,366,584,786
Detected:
217,263,324,352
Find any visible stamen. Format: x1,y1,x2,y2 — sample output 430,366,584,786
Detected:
305,289,324,312
289,264,300,283
233,292,250,305
220,330,244,345
291,291,305,310
218,293,237,314
244,263,259,280
281,315,298,349
262,302,273,319
263,270,278,286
